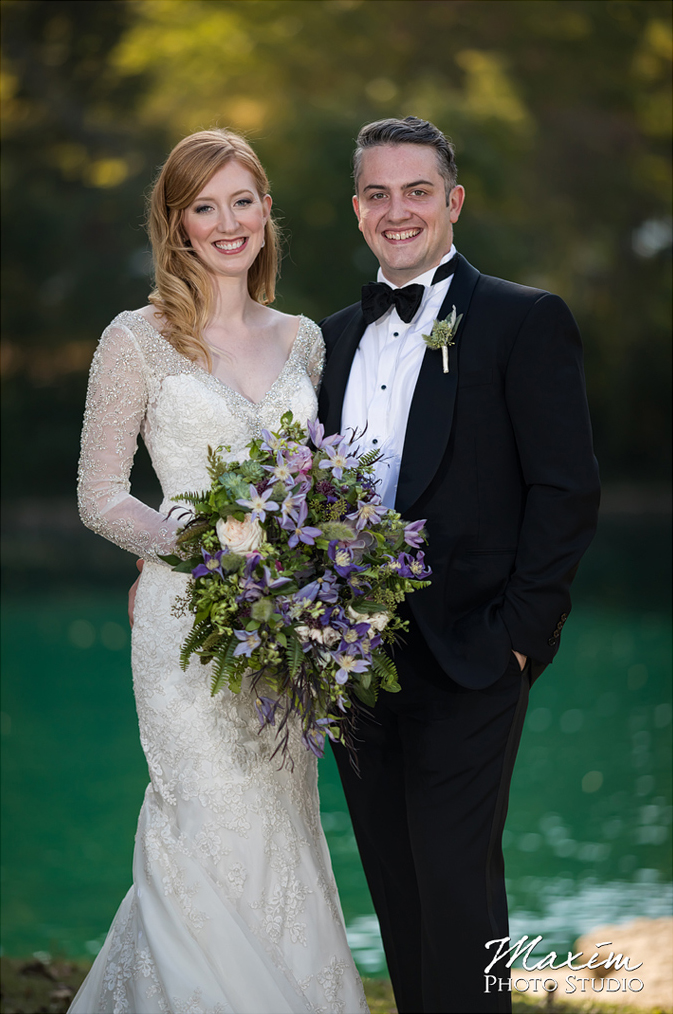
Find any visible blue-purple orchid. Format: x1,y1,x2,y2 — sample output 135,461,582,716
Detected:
192,548,227,579
404,550,432,579
327,541,366,579
302,727,326,758
307,419,342,450
318,440,359,481
332,649,371,685
233,628,262,657
295,568,339,604
254,695,279,727
236,484,280,522
402,519,427,548
260,428,285,454
280,491,305,524
238,562,290,602
263,451,294,485
347,499,388,531
280,500,322,548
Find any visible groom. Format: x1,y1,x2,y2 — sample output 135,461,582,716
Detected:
318,117,600,1014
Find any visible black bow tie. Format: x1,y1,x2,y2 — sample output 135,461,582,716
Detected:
361,255,458,326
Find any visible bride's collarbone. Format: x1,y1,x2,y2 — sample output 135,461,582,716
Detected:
204,327,302,404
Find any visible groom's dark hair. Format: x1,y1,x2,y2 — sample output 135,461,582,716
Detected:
353,116,457,202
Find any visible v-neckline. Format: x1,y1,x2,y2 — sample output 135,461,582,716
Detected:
130,310,307,409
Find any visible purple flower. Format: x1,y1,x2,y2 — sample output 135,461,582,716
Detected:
233,629,261,657
296,568,339,604
332,650,371,685
337,621,371,653
260,429,284,454
347,499,388,531
254,695,279,727
403,519,427,548
318,440,359,481
261,565,291,592
263,451,294,485
327,541,364,578
384,552,413,578
238,562,290,602
191,548,226,579
307,419,342,450
286,445,313,474
280,500,322,548
236,484,279,522
405,550,432,579
302,728,326,758
243,552,262,575
280,491,305,524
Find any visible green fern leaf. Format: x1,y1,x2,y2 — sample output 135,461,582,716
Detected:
285,634,304,678
179,620,211,670
371,649,401,691
209,634,239,695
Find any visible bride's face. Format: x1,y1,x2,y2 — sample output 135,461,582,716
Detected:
182,161,271,279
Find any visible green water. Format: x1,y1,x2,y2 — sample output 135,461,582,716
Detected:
1,520,671,975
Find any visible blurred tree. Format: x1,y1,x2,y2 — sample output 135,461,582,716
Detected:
1,0,671,494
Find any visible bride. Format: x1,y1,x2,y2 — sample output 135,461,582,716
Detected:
70,129,368,1014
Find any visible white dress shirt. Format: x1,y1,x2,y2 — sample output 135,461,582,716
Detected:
341,246,457,508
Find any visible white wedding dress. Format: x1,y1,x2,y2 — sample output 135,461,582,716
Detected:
71,310,368,1014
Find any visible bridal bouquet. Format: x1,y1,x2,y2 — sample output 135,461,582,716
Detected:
162,413,431,761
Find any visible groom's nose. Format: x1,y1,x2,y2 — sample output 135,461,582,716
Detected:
385,194,413,222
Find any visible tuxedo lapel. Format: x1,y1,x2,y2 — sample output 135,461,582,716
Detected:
395,255,481,516
319,307,367,435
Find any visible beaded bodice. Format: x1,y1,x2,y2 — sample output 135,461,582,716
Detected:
77,310,325,561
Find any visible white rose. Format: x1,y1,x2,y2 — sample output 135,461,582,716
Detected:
216,515,264,553
295,625,311,642
368,611,390,631
321,627,341,648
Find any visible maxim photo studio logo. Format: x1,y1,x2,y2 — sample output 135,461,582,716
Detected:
484,934,645,996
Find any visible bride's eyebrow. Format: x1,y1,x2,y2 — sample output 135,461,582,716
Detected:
192,189,255,202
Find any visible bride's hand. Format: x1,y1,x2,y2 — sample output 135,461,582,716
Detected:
128,559,144,628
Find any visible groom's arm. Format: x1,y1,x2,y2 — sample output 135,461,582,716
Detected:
501,293,600,667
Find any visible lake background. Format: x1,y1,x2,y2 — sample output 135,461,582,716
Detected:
1,0,671,981
1,493,671,976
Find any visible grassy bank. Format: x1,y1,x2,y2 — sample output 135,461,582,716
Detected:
0,958,671,1014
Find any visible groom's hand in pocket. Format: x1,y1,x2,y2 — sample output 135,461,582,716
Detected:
128,559,144,628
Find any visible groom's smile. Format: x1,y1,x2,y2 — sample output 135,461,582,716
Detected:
353,143,464,286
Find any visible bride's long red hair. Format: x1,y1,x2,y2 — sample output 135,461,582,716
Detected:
147,129,281,368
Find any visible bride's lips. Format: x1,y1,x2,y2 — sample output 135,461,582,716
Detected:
382,228,423,244
212,237,249,255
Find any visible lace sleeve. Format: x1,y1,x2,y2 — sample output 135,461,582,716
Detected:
77,321,181,561
306,330,326,392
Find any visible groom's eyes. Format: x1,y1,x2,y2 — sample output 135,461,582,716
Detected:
366,188,432,202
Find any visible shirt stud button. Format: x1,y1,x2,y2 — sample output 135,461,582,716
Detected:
381,384,387,390
372,439,378,445
393,332,399,337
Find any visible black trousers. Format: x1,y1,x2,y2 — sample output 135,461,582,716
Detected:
333,613,530,1014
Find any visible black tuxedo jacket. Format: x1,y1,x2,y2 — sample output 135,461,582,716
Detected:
319,254,600,689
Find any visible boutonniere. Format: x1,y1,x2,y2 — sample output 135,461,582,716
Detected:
422,305,463,374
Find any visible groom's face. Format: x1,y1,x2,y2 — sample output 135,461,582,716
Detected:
353,144,464,286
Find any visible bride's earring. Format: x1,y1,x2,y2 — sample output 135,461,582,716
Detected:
261,238,265,248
